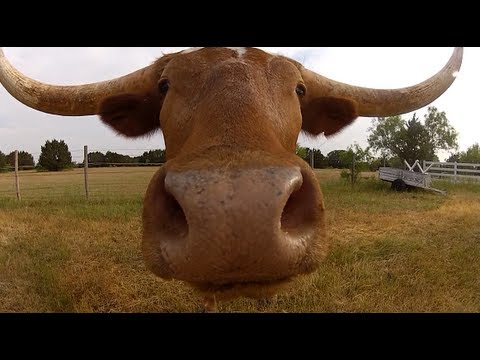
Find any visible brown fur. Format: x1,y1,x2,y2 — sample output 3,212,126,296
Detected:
97,48,358,301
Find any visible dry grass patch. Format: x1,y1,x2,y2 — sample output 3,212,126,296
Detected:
1,168,480,312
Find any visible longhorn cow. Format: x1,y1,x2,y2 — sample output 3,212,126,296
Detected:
0,47,463,311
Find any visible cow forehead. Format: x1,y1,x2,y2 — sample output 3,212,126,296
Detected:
177,47,289,66
181,47,248,58
171,47,299,78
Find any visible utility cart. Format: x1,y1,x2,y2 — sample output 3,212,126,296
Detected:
378,160,446,195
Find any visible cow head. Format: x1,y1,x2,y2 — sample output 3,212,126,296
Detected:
0,47,463,304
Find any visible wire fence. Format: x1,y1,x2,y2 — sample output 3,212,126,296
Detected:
5,145,477,201
0,147,165,201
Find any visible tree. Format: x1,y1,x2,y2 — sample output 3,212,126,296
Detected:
305,148,328,168
356,144,373,169
7,151,35,169
327,150,349,168
459,143,480,163
295,144,307,160
104,151,134,164
368,106,458,167
446,152,461,163
0,151,7,172
369,155,404,171
138,149,166,164
295,145,327,168
340,143,372,185
448,143,480,164
424,107,459,154
88,151,106,165
38,139,73,171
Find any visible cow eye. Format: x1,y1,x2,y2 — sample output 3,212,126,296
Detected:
158,79,170,94
296,83,306,97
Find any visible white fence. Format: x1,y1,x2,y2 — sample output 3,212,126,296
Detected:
422,160,480,183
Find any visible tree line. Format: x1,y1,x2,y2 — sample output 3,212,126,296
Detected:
298,106,479,169
0,150,34,171
87,149,166,166
2,106,479,173
0,140,167,172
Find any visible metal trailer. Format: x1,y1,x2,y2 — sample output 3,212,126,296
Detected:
378,166,447,195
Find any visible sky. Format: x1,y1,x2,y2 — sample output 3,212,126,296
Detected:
0,47,477,163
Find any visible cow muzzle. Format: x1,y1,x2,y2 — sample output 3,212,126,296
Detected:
142,165,326,293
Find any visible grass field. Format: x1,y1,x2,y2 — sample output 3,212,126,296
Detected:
1,167,479,312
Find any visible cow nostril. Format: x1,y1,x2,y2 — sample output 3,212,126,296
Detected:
280,171,317,234
163,189,189,238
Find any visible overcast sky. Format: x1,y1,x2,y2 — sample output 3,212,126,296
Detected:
0,47,476,163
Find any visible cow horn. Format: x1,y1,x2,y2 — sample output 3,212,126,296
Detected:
301,47,463,117
0,48,163,116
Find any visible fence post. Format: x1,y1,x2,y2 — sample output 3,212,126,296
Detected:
14,150,21,200
310,148,314,169
84,145,89,199
454,161,458,184
351,152,355,187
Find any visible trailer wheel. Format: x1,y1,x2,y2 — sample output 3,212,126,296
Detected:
391,179,407,192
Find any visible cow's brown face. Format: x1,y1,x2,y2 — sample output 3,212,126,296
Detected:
99,47,358,299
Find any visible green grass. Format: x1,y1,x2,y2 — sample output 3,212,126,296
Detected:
1,167,479,312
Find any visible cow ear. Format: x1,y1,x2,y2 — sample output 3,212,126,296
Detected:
99,91,162,137
301,97,359,137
